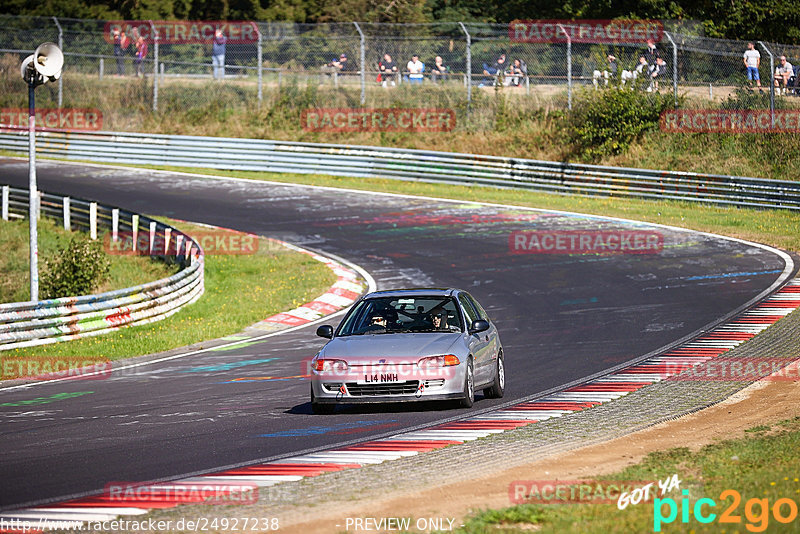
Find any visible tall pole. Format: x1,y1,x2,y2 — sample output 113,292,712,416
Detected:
28,82,39,302
53,17,63,108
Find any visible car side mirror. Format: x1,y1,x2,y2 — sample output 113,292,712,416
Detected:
316,325,333,339
469,319,490,335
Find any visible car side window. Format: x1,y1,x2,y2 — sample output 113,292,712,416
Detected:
458,294,479,326
465,293,487,320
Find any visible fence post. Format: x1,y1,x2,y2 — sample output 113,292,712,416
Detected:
256,23,263,103
52,16,63,108
664,31,678,109
557,24,572,110
63,196,70,230
353,22,366,106
151,21,159,112
1,186,8,221
758,41,775,128
99,57,104,79
89,202,97,239
458,22,472,116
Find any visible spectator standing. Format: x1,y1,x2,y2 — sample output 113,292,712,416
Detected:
112,28,129,76
775,56,794,95
133,30,147,78
407,54,424,84
430,56,449,83
648,56,666,92
379,53,398,87
212,28,227,80
644,39,660,68
743,42,761,88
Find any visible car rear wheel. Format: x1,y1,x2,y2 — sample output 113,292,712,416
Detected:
459,359,474,408
311,385,335,414
483,350,505,399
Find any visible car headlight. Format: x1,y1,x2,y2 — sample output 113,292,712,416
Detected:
417,354,460,368
312,359,349,373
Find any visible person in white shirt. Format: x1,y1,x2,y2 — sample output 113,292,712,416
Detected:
743,42,761,88
407,54,424,84
775,55,794,95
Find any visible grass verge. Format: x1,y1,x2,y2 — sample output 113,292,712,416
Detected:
2,218,337,362
0,216,177,303
454,417,800,533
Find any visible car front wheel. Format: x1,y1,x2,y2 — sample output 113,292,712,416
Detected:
483,350,505,399
459,358,474,408
311,385,335,414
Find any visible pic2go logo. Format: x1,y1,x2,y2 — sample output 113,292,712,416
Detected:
654,489,799,532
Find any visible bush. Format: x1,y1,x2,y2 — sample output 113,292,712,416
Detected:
40,235,111,299
567,87,677,162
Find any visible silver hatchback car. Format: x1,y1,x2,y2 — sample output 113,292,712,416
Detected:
310,288,504,414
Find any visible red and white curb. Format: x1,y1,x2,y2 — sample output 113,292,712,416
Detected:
250,240,365,330
2,278,798,531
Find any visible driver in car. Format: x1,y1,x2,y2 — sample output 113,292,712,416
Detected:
429,307,449,330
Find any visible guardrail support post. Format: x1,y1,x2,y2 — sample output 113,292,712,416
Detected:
132,214,139,252
1,186,8,221
112,208,119,241
353,22,366,106
149,221,156,254
63,196,70,230
164,227,171,253
89,202,97,239
758,41,775,128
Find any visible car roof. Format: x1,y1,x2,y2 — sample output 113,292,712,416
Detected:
362,288,459,299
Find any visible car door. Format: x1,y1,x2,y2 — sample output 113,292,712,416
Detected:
458,293,492,385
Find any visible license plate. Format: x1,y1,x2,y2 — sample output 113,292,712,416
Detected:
359,373,401,384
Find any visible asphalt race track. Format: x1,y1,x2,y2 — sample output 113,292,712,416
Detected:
0,159,794,510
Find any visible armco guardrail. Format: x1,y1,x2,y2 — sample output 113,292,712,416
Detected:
1,130,799,211
0,185,204,351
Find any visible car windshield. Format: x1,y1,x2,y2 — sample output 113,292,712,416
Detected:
337,296,463,336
